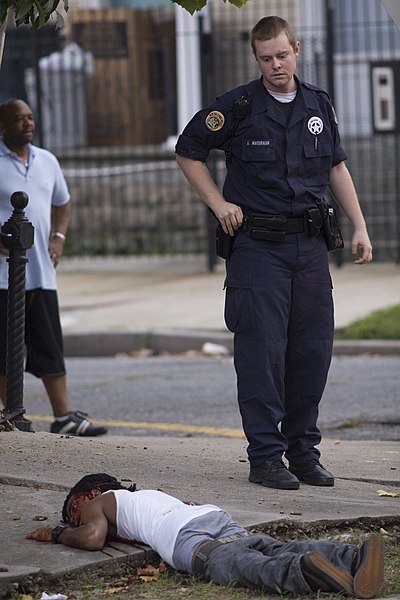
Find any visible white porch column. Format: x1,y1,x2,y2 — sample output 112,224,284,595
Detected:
175,3,203,135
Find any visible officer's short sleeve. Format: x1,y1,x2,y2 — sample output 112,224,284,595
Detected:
330,103,348,167
175,131,209,162
175,96,235,162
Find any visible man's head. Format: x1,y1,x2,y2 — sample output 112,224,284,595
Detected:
62,473,136,526
251,16,297,54
251,16,300,94
0,99,35,149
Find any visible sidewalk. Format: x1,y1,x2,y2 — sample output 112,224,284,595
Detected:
0,257,399,597
57,256,400,356
0,432,399,597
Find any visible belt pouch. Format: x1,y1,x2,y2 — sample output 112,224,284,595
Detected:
249,214,286,242
250,228,285,242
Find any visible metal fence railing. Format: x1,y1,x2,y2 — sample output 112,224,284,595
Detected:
1,1,399,265
61,151,206,256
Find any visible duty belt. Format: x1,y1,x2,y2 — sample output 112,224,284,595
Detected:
192,531,251,575
243,209,322,242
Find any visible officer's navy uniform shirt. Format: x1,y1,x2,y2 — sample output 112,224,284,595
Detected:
175,76,347,217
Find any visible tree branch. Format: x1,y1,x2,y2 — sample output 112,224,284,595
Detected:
0,7,11,68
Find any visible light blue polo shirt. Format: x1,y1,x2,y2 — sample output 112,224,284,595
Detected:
0,141,70,290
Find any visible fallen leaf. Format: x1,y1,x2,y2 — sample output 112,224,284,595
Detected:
119,575,138,584
107,586,128,595
33,515,48,521
137,564,162,575
377,489,400,497
136,562,166,582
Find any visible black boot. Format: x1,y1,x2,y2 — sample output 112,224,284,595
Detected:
249,459,300,490
289,459,334,486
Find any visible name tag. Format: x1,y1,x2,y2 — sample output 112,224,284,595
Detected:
247,140,271,146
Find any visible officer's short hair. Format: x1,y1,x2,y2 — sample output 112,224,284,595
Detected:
251,16,297,54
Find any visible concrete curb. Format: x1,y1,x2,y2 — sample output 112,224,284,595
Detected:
0,545,158,599
332,339,400,355
63,330,400,357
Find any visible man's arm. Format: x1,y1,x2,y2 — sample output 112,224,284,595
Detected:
51,200,71,237
329,161,373,265
49,200,71,268
26,497,108,551
176,155,243,236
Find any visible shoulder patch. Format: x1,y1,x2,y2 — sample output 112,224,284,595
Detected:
205,111,225,131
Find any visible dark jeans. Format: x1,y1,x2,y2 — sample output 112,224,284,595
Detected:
204,533,355,594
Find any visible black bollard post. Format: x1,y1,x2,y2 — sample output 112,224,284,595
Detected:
0,191,34,431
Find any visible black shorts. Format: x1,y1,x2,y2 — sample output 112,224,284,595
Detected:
0,289,66,378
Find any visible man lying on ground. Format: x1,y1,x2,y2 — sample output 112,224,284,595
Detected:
27,473,384,598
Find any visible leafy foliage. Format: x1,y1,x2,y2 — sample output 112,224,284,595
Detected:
0,0,69,31
335,304,400,339
172,0,249,15
0,0,247,30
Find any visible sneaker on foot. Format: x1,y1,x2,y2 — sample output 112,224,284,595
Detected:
353,535,384,599
300,551,353,594
50,411,108,436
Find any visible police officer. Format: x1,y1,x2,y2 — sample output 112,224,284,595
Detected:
175,16,372,490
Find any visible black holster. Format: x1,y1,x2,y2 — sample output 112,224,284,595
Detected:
216,224,234,259
316,199,344,251
304,208,323,237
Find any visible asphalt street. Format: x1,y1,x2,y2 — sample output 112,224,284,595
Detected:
23,354,400,441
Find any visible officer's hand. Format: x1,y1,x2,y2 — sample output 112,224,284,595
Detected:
352,229,373,265
216,202,243,236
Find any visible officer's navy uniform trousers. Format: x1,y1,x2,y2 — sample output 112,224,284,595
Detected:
225,229,333,466
176,76,347,468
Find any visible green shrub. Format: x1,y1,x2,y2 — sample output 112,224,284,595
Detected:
336,304,400,340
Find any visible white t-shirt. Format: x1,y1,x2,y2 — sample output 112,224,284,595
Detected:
109,489,222,568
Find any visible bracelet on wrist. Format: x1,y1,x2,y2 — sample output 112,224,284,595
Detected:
51,232,66,241
51,524,68,543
